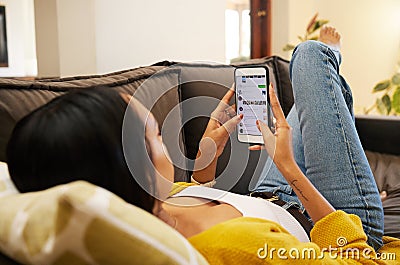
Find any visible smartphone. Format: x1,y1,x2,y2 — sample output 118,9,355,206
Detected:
234,66,270,144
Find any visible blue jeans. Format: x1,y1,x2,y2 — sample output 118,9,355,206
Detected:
252,41,384,250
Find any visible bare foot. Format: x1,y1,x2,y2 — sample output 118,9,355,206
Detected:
319,26,341,51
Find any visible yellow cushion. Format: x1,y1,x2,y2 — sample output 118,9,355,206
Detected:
0,162,18,198
0,180,209,265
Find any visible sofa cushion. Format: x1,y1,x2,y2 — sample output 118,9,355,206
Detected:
0,86,64,164
0,181,208,265
0,66,187,182
366,150,400,238
173,57,293,194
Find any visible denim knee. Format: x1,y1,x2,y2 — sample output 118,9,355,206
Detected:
293,40,326,56
291,41,340,71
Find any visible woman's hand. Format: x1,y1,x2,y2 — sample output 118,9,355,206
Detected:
249,85,296,172
252,85,336,222
192,86,242,182
201,87,243,159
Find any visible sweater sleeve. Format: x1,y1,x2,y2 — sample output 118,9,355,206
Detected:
188,211,398,264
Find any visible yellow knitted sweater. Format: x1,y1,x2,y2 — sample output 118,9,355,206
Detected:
170,184,399,264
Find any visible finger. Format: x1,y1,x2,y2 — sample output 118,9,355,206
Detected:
256,120,276,158
221,114,243,134
221,88,234,104
256,119,274,139
224,104,236,117
215,89,234,112
248,145,265,151
215,104,237,126
269,84,286,123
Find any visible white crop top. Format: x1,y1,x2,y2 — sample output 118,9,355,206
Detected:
171,186,310,242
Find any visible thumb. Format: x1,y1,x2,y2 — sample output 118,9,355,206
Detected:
256,120,273,138
256,120,276,158
222,114,243,134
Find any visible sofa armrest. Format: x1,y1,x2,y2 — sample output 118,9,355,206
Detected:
355,115,400,156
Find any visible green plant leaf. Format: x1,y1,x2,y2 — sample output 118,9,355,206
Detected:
372,80,391,93
392,86,400,113
283,44,296,52
308,19,329,34
309,36,319,41
306,13,319,33
297,35,305,42
391,73,400,85
381,94,391,114
376,98,386,114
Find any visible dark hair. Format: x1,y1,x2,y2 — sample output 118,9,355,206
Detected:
6,87,155,213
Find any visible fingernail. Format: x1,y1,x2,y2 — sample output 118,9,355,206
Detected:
239,114,243,119
256,120,261,131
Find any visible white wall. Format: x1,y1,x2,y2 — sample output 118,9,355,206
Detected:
34,0,226,77
272,0,400,112
56,0,97,76
0,0,37,77
34,0,60,77
35,0,97,77
11,0,400,111
94,0,226,74
22,0,37,76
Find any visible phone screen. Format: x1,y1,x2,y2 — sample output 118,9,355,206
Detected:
236,73,268,137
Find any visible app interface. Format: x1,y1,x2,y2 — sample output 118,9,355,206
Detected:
236,74,267,136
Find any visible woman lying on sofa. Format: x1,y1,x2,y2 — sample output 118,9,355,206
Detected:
7,27,399,263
